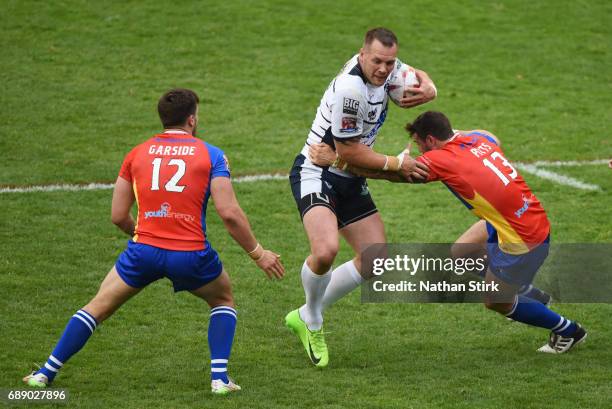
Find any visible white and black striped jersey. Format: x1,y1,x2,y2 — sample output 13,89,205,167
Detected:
299,54,411,178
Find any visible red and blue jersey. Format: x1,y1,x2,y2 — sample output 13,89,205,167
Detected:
417,132,550,254
118,130,230,251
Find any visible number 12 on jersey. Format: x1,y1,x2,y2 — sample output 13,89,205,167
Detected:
151,158,186,192
483,152,517,186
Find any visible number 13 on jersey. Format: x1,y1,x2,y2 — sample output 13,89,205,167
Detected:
483,152,517,186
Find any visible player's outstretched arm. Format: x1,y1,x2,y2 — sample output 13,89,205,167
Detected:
346,166,407,182
210,177,284,279
308,142,402,181
334,138,389,170
111,176,136,236
309,142,427,182
399,69,437,108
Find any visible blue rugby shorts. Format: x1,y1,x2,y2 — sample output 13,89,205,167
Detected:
115,240,223,292
486,222,550,286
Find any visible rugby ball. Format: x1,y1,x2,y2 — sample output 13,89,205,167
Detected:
388,64,419,105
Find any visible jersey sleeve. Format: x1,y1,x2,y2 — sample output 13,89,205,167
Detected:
118,147,138,182
330,87,366,139
416,152,446,182
467,130,498,146
204,142,231,179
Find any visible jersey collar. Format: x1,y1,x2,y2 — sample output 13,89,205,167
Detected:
163,129,190,134
349,60,368,84
159,129,194,138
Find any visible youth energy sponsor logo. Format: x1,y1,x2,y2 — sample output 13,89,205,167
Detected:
515,194,535,218
144,202,195,222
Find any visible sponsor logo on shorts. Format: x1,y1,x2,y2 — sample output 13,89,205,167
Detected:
315,192,330,204
360,183,369,196
144,202,196,222
343,97,359,115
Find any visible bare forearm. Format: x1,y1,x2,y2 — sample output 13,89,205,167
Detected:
111,177,137,236
220,208,258,252
346,165,407,182
114,216,135,236
415,69,433,86
335,141,388,170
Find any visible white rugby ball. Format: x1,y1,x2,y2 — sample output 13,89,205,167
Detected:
388,64,419,105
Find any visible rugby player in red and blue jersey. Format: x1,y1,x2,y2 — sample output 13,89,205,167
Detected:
407,111,587,353
23,89,284,394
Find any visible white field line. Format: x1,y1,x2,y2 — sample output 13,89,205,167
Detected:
0,161,607,194
514,163,601,191
529,159,609,167
0,173,287,194
0,182,114,194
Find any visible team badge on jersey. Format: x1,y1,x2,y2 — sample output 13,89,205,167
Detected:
368,108,377,121
341,116,357,133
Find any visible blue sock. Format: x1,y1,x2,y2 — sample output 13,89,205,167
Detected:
37,309,98,382
208,306,237,383
506,296,577,336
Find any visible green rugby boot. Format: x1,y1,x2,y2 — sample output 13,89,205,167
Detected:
23,372,49,388
285,309,329,368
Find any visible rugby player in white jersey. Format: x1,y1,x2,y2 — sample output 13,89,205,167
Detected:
286,27,436,367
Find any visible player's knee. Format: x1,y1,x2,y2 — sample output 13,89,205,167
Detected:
311,244,338,270
209,297,234,309
450,242,463,259
209,288,234,308
483,299,512,314
212,275,235,307
483,299,497,311
82,301,113,323
451,242,482,260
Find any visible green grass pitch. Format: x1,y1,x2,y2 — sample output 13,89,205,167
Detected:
1,1,611,408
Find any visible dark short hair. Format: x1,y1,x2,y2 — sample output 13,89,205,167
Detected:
364,27,398,48
157,88,199,128
405,111,454,141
